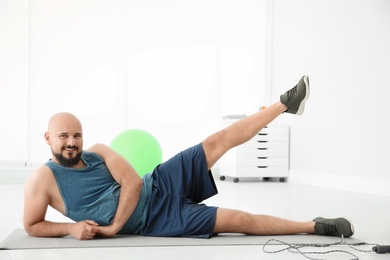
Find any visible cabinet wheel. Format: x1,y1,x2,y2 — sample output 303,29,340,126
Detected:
233,178,239,183
220,176,226,181
262,177,270,181
279,177,286,182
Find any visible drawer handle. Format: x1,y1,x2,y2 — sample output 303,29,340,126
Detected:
257,157,268,159
257,141,268,143
257,148,268,150
258,133,268,136
257,166,268,168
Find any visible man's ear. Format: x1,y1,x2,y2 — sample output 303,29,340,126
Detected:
44,132,50,145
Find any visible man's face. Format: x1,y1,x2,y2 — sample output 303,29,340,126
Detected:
50,132,83,167
45,114,84,168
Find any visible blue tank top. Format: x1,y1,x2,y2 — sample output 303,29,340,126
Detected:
45,151,152,235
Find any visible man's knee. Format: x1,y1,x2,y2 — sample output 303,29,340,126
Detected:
202,135,217,155
230,211,252,229
202,136,217,169
202,132,228,169
214,209,253,233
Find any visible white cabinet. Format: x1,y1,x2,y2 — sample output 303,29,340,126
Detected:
219,125,289,183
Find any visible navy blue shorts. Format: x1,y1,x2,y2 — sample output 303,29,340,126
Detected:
142,143,219,238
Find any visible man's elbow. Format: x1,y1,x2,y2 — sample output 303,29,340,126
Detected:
23,219,45,237
133,177,143,193
24,222,37,237
123,177,143,195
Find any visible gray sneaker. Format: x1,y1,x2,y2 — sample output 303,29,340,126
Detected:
280,75,310,115
314,217,354,238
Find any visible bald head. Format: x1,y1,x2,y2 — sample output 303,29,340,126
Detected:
47,112,82,133
45,112,84,168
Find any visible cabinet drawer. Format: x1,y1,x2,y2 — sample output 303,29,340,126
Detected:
238,147,289,157
257,141,288,149
235,166,289,178
244,139,288,149
259,126,289,134
237,156,288,166
255,133,288,142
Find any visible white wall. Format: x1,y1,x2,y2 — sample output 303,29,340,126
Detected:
271,0,390,195
28,0,129,164
1,0,267,167
2,0,390,196
125,1,267,158
0,0,29,165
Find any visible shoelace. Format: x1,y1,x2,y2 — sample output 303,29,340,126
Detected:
320,222,338,236
286,85,298,103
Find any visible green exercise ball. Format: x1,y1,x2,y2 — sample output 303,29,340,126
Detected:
110,129,162,177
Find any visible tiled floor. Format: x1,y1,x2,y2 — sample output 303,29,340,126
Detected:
1,178,389,259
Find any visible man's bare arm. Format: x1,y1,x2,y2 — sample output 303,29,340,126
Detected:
87,143,143,237
23,166,98,240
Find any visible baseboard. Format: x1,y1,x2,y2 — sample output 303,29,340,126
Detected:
289,170,390,197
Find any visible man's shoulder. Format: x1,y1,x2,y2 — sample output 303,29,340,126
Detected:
86,143,108,150
31,164,53,177
85,143,115,162
24,165,55,191
85,143,110,155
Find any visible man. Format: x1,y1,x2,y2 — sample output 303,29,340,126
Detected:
24,75,354,240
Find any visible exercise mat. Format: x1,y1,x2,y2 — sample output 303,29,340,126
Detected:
0,229,364,250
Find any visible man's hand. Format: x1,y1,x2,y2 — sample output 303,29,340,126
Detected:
69,220,99,240
69,221,120,240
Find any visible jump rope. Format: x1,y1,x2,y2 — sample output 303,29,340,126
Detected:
262,236,389,260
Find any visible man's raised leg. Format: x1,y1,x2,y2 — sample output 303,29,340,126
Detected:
202,75,310,170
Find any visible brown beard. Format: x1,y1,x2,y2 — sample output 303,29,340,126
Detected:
52,148,82,167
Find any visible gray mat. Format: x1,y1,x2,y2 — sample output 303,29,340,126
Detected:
0,229,363,250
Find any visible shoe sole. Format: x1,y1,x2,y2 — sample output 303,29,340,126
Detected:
295,75,310,115
345,217,355,237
